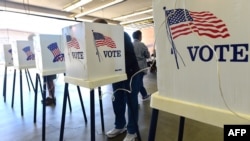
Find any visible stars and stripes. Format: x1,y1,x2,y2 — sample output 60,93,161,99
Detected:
66,35,80,49
93,32,116,48
165,9,230,39
48,42,61,58
22,46,35,60
47,42,64,62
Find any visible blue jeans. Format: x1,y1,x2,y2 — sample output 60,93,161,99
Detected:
138,72,148,97
112,74,141,134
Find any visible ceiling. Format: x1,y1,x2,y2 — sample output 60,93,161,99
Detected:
0,0,154,30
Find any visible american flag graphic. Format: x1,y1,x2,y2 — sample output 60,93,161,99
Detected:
66,35,80,49
93,32,116,48
22,46,35,60
165,9,230,39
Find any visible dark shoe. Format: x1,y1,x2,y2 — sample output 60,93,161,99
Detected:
41,97,56,106
142,95,151,101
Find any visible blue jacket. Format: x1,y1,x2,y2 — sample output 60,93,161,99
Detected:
124,32,140,79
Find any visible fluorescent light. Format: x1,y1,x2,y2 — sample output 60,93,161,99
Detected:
75,0,124,18
0,11,79,34
0,6,74,20
64,0,93,12
120,16,153,25
113,9,153,20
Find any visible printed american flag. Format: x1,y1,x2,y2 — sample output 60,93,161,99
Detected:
165,9,230,39
47,42,61,57
93,32,116,48
66,35,80,49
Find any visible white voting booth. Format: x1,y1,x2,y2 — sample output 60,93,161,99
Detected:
12,40,35,69
9,40,36,116
151,0,250,130
62,22,127,88
59,22,127,141
33,34,64,76
0,44,14,102
0,44,13,66
32,34,66,140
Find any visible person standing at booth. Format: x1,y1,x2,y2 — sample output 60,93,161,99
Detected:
43,75,56,106
93,18,141,141
132,30,151,101
28,33,57,106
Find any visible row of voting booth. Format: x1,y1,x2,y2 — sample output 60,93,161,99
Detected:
1,21,127,141
1,22,126,83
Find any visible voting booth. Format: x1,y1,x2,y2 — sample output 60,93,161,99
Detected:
0,44,13,66
33,34,64,76
62,22,127,88
1,44,14,102
8,40,36,116
151,0,250,130
59,22,127,141
12,40,35,69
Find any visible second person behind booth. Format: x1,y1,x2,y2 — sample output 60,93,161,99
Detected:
132,30,151,101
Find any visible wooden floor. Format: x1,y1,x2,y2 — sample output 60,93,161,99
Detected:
0,65,223,141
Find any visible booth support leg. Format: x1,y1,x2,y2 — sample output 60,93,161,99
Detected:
26,69,35,92
24,69,31,91
33,73,39,123
90,89,95,141
63,73,72,112
42,77,47,141
11,69,16,108
148,108,159,141
3,66,7,102
37,74,43,93
178,116,185,141
59,83,69,141
67,90,72,112
77,86,87,123
98,87,105,132
20,70,24,116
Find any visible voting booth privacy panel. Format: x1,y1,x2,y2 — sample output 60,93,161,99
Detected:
11,40,35,69
33,34,65,76
0,44,13,66
151,0,250,127
62,22,126,88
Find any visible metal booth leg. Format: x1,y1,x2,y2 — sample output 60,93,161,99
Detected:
26,69,35,92
33,73,40,123
24,69,31,91
20,70,24,116
11,69,16,108
178,116,185,141
77,85,87,123
98,87,105,132
42,76,47,141
3,66,7,102
148,108,159,141
90,89,95,141
59,83,69,141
